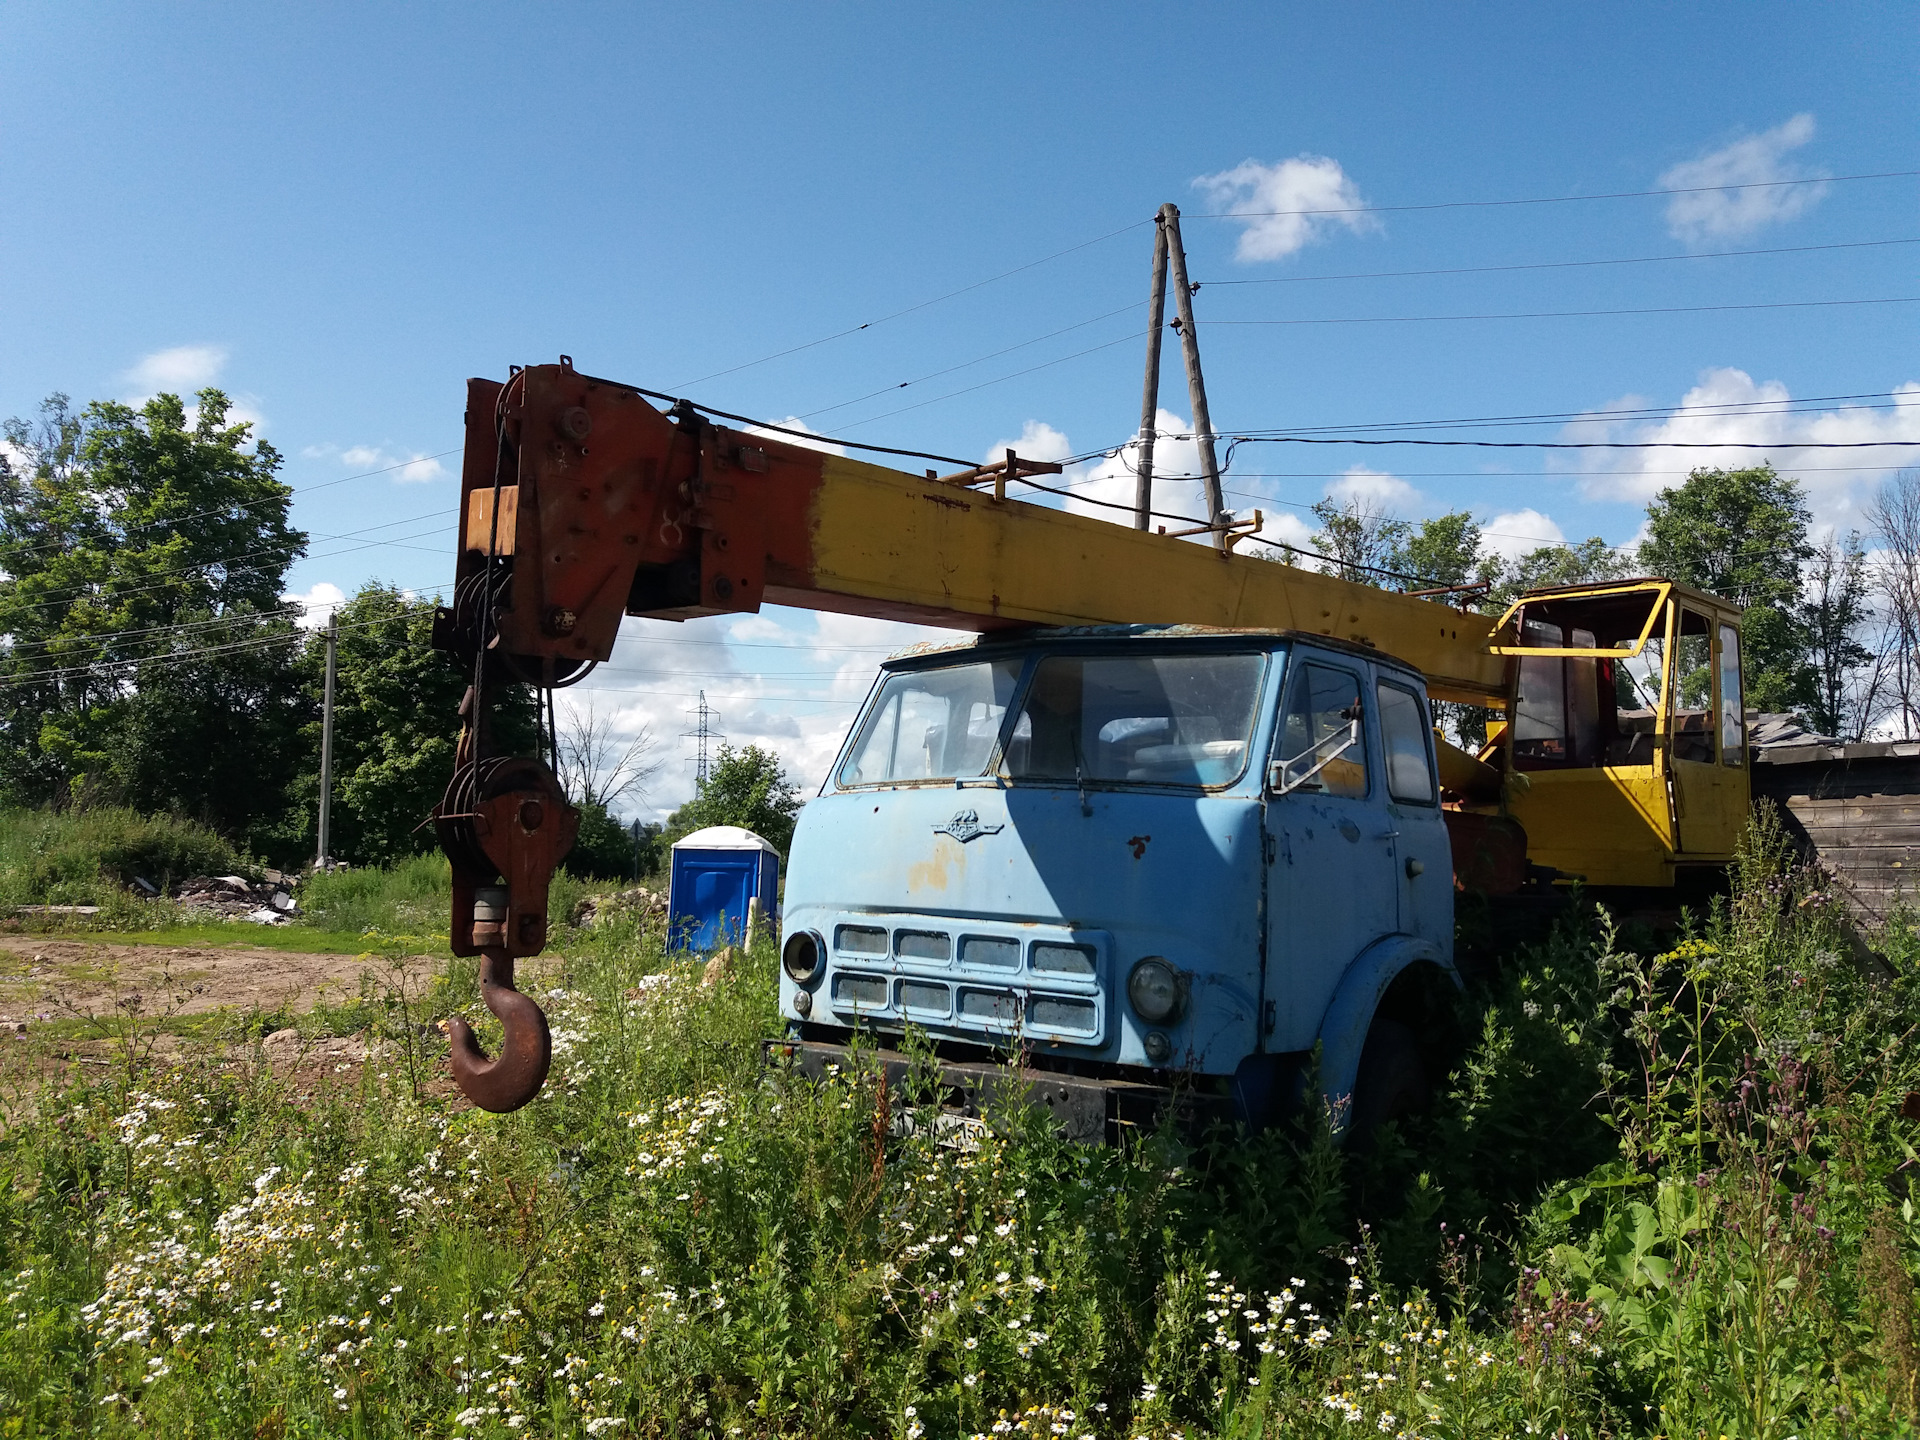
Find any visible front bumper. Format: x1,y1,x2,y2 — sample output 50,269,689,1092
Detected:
763,1037,1228,1145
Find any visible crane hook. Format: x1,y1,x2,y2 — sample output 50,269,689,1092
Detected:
446,949,552,1112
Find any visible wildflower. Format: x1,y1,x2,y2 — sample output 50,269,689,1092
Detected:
588,1302,605,1317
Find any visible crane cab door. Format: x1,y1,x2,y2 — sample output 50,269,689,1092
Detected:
1668,607,1747,856
1262,658,1398,1051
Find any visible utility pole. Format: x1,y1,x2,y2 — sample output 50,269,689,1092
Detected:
1161,204,1228,551
1134,209,1172,531
316,610,337,869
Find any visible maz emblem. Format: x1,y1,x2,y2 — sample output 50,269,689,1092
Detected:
935,809,1004,843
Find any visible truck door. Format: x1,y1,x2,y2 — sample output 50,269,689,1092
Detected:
1262,658,1398,1052
1374,678,1450,944
1669,606,1747,856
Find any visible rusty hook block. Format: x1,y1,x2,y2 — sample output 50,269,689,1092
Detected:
446,949,553,1113
433,754,578,1112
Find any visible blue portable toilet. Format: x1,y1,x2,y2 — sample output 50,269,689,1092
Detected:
667,826,780,952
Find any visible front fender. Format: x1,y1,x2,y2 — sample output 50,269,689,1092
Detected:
1315,935,1457,1128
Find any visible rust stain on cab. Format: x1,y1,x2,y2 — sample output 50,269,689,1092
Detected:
906,836,967,894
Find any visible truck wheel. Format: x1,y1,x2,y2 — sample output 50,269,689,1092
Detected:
1349,1016,1430,1142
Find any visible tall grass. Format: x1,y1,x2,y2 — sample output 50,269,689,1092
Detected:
298,852,597,941
0,808,601,942
0,806,1916,1436
0,807,252,910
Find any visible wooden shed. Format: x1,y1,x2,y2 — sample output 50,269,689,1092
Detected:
1751,739,1920,920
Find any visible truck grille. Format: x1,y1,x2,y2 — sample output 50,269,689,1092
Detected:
815,915,1108,1046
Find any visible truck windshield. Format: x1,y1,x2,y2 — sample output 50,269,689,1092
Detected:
1002,652,1266,788
837,658,1024,787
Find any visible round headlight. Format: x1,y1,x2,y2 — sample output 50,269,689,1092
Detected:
1142,1030,1172,1063
782,930,823,984
1127,957,1184,1024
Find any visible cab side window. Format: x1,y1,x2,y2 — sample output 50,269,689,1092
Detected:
1273,664,1367,798
1376,682,1436,804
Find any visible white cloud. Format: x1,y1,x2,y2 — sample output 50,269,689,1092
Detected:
577,606,970,822
396,455,448,483
311,443,449,482
1249,509,1317,556
1192,154,1379,262
1569,368,1920,532
121,344,227,394
284,581,346,628
1325,465,1420,510
1480,509,1567,564
1659,114,1826,244
747,416,846,457
983,420,1072,468
1055,409,1221,533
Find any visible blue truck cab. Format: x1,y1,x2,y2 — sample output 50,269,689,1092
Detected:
774,625,1457,1141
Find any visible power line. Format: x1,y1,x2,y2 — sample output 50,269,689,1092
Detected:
0,447,461,561
1201,294,1920,328
0,609,401,690
836,330,1147,432
1195,236,1920,288
1186,167,1920,221
1224,436,1920,454
669,220,1151,390
796,302,1144,424
1175,465,1920,478
1213,389,1914,440
586,683,864,707
664,170,1918,397
0,514,453,619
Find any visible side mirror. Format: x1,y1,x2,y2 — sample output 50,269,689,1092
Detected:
1268,716,1362,796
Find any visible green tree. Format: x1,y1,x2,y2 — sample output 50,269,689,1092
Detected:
1637,465,1815,712
1803,531,1872,739
567,801,640,880
1386,511,1499,594
299,583,536,866
0,390,309,837
1308,496,1411,583
1489,537,1630,607
663,743,802,854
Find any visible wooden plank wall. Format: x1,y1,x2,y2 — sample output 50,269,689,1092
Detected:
1751,743,1920,920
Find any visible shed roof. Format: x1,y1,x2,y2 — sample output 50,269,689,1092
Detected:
671,825,780,853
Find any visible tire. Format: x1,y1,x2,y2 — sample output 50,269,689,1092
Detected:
1349,1016,1430,1142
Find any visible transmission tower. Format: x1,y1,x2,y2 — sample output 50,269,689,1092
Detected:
683,690,724,788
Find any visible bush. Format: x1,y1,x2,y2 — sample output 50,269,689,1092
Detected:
566,801,639,882
299,851,453,937
0,805,251,909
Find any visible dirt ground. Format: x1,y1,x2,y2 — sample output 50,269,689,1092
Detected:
0,935,442,1028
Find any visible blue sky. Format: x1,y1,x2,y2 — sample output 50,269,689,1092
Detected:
3,3,1916,818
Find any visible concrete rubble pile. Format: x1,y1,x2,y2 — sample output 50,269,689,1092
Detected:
569,884,668,930
173,871,301,926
